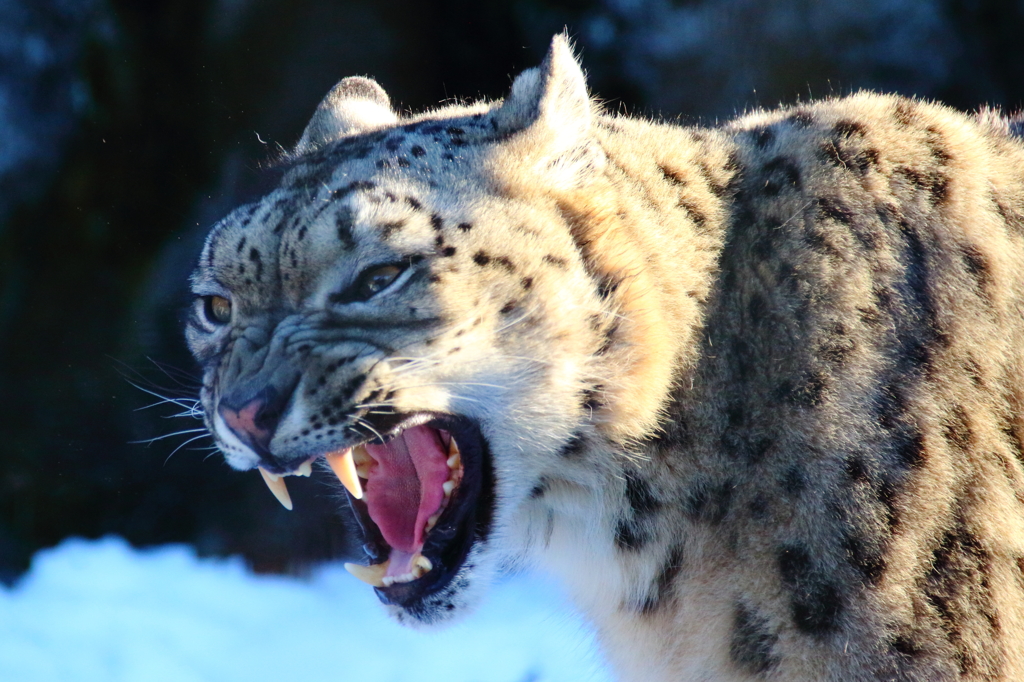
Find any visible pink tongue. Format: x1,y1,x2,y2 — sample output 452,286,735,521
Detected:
363,425,450,555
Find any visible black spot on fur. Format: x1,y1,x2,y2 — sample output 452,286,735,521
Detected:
529,479,548,499
520,276,533,290
543,254,568,268
472,251,490,266
248,247,263,280
778,371,828,408
581,386,603,412
961,245,990,288
786,111,815,127
638,545,685,615
833,120,866,139
891,633,926,658
615,470,661,549
819,324,855,366
843,534,886,585
924,508,1000,677
896,430,927,468
378,219,406,239
410,145,426,157
761,157,802,195
752,126,775,148
331,180,376,200
405,196,422,211
925,126,953,164
782,465,806,495
684,478,733,524
845,456,870,483
893,100,917,126
336,209,356,250
896,166,949,205
493,256,515,272
678,200,707,228
943,405,973,453
624,470,660,519
430,214,444,231
816,197,853,224
499,300,517,314
658,164,687,186
558,433,586,458
778,544,844,635
730,603,779,674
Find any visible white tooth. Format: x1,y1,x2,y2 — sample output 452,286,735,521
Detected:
448,438,460,458
326,449,364,499
426,513,440,531
353,445,373,478
442,480,455,496
296,458,313,477
345,562,387,587
446,452,461,469
258,467,293,510
412,554,433,576
381,576,396,587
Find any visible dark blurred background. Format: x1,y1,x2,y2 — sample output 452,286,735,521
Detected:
1,0,1023,582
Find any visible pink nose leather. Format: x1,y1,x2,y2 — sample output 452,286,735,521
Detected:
219,398,270,447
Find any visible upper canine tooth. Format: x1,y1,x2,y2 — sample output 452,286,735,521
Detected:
344,561,387,587
448,438,460,458
258,467,293,510
326,448,364,499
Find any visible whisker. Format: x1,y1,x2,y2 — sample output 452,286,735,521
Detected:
164,433,214,464
132,428,209,445
351,416,387,444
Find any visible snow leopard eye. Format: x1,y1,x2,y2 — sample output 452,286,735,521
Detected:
202,295,232,325
354,263,405,300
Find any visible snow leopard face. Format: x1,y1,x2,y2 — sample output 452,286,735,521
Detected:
187,39,614,623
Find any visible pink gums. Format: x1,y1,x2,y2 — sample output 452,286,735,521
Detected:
363,425,450,574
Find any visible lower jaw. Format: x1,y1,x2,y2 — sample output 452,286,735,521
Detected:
342,415,495,609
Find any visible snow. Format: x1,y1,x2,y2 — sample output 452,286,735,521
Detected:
0,537,612,682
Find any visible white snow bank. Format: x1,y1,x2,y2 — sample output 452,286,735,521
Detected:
0,537,611,682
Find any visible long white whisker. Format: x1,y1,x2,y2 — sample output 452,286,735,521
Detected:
351,416,387,444
164,433,214,464
132,428,209,445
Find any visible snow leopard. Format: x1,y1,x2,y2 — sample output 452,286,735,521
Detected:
186,35,1024,681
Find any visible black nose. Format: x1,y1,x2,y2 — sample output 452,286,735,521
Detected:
218,385,291,455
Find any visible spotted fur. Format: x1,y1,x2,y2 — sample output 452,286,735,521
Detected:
187,36,1024,681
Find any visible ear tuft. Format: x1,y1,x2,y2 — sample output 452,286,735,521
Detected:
294,77,398,155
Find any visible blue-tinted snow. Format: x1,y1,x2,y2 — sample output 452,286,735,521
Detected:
0,537,612,682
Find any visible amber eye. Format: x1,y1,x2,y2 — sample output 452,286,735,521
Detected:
356,264,404,300
203,295,232,325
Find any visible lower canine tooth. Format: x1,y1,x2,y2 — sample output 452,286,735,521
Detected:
326,448,364,499
344,561,388,587
258,467,293,510
412,554,433,576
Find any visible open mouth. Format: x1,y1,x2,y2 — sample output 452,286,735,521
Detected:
256,415,493,608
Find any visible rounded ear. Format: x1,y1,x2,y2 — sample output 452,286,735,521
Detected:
294,77,398,155
490,34,603,188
